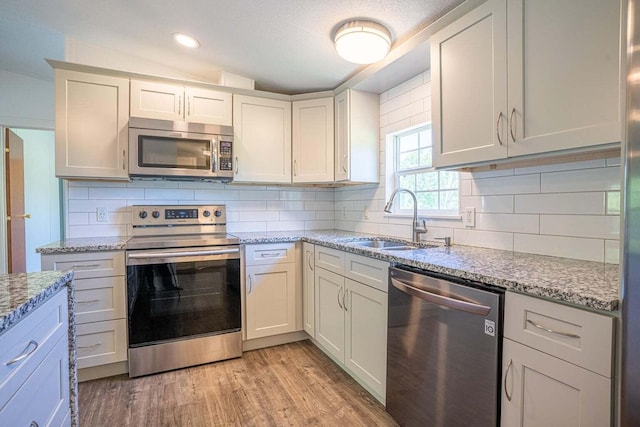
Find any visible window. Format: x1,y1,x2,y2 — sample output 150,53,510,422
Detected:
390,125,459,216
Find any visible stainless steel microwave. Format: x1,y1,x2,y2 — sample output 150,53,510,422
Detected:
129,117,234,181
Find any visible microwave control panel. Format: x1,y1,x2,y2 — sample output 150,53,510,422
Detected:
219,141,233,171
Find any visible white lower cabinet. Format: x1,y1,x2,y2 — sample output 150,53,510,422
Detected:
244,243,301,340
42,251,128,374
302,242,315,336
0,289,71,427
501,292,614,427
313,245,388,404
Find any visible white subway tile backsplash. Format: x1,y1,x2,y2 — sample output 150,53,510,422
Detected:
144,188,195,200
89,187,145,200
541,166,621,193
472,174,540,196
67,187,88,199
68,224,128,238
194,190,239,201
267,200,305,211
227,222,267,233
514,234,604,262
226,200,267,211
305,220,335,230
67,212,88,226
540,215,620,240
267,221,305,232
605,240,620,264
238,190,280,201
515,193,606,215
237,211,279,222
68,199,126,212
514,159,606,175
606,157,622,167
385,74,424,101
453,229,514,251
459,195,514,214
470,169,515,179
475,213,539,234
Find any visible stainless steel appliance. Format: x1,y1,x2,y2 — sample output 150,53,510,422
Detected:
126,205,241,377
386,266,504,427
129,117,234,181
623,0,640,422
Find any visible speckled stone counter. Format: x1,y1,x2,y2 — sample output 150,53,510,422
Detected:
36,236,129,254
233,230,620,312
0,271,78,426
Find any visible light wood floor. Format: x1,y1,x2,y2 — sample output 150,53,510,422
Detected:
78,340,398,426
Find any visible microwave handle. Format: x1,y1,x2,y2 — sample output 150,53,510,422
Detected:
210,139,218,173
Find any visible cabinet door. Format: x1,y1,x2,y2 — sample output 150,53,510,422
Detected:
506,0,621,156
501,339,611,427
334,90,350,181
302,243,315,337
233,95,292,183
344,279,387,403
292,98,334,183
55,70,129,179
314,268,345,362
431,0,508,167
245,263,297,339
185,87,232,126
130,80,183,121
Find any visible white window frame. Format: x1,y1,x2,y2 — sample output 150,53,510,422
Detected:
385,124,461,218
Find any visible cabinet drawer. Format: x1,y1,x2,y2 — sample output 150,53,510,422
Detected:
504,292,614,377
245,243,297,266
75,276,126,324
344,253,389,293
315,246,345,274
42,251,125,279
0,333,70,427
0,289,68,409
76,319,127,369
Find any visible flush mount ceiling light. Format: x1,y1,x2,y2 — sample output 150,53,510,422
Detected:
334,20,391,64
172,32,200,48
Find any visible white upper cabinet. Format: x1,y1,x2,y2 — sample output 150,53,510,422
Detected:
432,0,621,168
334,89,379,183
233,94,292,183
130,80,232,126
55,69,129,179
431,0,508,167
292,97,334,183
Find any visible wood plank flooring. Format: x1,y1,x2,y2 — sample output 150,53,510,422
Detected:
78,340,398,426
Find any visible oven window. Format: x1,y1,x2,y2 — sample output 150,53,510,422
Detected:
138,135,211,169
127,258,240,347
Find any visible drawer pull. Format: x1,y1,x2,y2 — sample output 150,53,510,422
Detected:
78,342,103,351
30,422,39,427
77,299,101,305
71,263,101,269
504,359,513,402
526,319,581,339
259,253,280,258
6,340,39,365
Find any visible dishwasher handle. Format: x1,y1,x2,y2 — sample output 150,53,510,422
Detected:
391,277,492,316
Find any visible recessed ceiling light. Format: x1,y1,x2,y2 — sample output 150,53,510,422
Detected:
334,20,391,64
173,33,200,48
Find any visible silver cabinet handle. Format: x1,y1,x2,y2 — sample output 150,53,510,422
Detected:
342,154,348,172
77,299,100,305
307,251,313,271
6,340,38,365
337,287,343,309
293,160,298,177
248,274,253,295
30,422,39,427
259,252,280,258
526,319,581,339
391,278,491,316
123,149,126,170
343,289,348,312
509,107,516,142
504,359,513,402
187,96,191,116
496,112,504,146
78,342,102,351
71,263,100,269
178,95,182,116
235,156,239,174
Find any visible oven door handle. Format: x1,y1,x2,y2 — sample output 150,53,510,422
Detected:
128,248,240,260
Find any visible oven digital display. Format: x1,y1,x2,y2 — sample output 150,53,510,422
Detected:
165,208,198,219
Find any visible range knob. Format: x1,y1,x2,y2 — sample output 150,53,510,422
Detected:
138,210,148,219
152,210,160,219
203,210,211,218
214,210,222,217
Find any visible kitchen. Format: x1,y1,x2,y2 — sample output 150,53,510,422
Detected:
0,0,634,426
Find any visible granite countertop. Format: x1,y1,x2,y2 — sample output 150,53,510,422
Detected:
36,230,620,312
0,270,75,334
36,236,129,254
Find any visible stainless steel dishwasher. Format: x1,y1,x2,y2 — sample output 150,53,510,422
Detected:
386,265,504,427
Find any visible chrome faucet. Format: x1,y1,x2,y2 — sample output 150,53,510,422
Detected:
384,188,427,243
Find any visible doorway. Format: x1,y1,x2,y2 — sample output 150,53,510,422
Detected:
3,127,61,273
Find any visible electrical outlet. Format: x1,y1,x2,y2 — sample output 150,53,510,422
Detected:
364,207,370,220
96,207,108,222
463,207,475,227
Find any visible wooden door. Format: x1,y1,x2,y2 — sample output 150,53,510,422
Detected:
431,0,508,167
5,129,26,273
501,338,611,427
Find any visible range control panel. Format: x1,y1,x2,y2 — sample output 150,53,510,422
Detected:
132,205,226,226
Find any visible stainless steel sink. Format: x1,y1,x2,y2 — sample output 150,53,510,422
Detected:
351,240,416,250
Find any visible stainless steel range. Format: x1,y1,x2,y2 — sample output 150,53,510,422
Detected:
126,205,241,377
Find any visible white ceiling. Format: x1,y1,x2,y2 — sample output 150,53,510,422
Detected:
0,0,463,94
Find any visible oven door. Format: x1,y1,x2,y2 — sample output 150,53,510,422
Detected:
126,246,240,348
